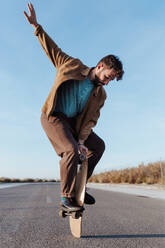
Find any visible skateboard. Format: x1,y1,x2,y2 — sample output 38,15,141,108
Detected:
59,154,88,238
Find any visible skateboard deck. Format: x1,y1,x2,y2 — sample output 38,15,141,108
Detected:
69,157,88,238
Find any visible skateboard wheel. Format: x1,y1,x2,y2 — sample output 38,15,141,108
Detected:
72,211,80,219
79,211,83,217
59,210,66,218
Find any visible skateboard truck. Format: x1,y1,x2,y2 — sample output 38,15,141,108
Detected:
59,205,85,219
79,153,86,162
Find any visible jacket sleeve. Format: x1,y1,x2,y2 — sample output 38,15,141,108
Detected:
34,24,73,69
78,93,106,141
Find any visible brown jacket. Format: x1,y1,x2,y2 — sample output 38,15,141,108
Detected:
34,25,106,141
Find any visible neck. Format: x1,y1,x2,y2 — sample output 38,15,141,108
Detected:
89,67,96,82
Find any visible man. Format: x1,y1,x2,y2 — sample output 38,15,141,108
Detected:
24,3,124,211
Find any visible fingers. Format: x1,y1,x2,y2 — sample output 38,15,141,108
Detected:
84,147,88,155
27,2,35,14
30,2,34,11
29,2,35,14
78,145,88,156
83,146,88,153
27,3,32,14
23,11,30,22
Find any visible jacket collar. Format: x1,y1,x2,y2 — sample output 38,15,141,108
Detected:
81,66,102,96
81,67,94,77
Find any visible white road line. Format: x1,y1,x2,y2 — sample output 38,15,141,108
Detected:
88,183,165,200
0,183,30,189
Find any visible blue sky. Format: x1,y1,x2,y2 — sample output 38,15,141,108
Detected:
0,0,165,179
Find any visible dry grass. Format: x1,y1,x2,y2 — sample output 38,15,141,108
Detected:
88,161,165,185
0,177,59,183
1,161,165,185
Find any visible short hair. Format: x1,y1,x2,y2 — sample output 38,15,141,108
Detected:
97,55,124,81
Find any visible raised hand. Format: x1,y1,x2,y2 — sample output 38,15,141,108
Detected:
24,2,38,28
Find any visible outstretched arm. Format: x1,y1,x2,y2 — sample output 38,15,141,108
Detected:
24,2,73,68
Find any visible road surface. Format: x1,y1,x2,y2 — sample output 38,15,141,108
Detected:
0,183,165,248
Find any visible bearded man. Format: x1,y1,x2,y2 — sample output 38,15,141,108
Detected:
24,2,124,211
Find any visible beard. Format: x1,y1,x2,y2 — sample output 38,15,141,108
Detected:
92,75,105,86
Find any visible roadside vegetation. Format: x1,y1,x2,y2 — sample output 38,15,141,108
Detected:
0,178,60,183
1,161,165,185
88,161,165,185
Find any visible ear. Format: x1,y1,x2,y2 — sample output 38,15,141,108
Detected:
97,63,104,69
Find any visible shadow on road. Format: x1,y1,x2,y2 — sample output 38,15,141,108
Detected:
82,234,165,239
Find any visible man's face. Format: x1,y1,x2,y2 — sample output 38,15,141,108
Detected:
94,63,117,86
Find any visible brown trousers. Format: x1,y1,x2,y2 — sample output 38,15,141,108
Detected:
40,112,105,197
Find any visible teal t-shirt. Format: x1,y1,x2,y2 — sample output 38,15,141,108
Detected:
54,77,94,117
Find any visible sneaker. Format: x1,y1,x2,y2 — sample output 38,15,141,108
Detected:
61,197,82,211
84,192,95,205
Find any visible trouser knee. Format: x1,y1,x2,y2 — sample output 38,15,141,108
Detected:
97,139,105,158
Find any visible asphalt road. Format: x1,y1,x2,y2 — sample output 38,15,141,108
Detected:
0,183,165,248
